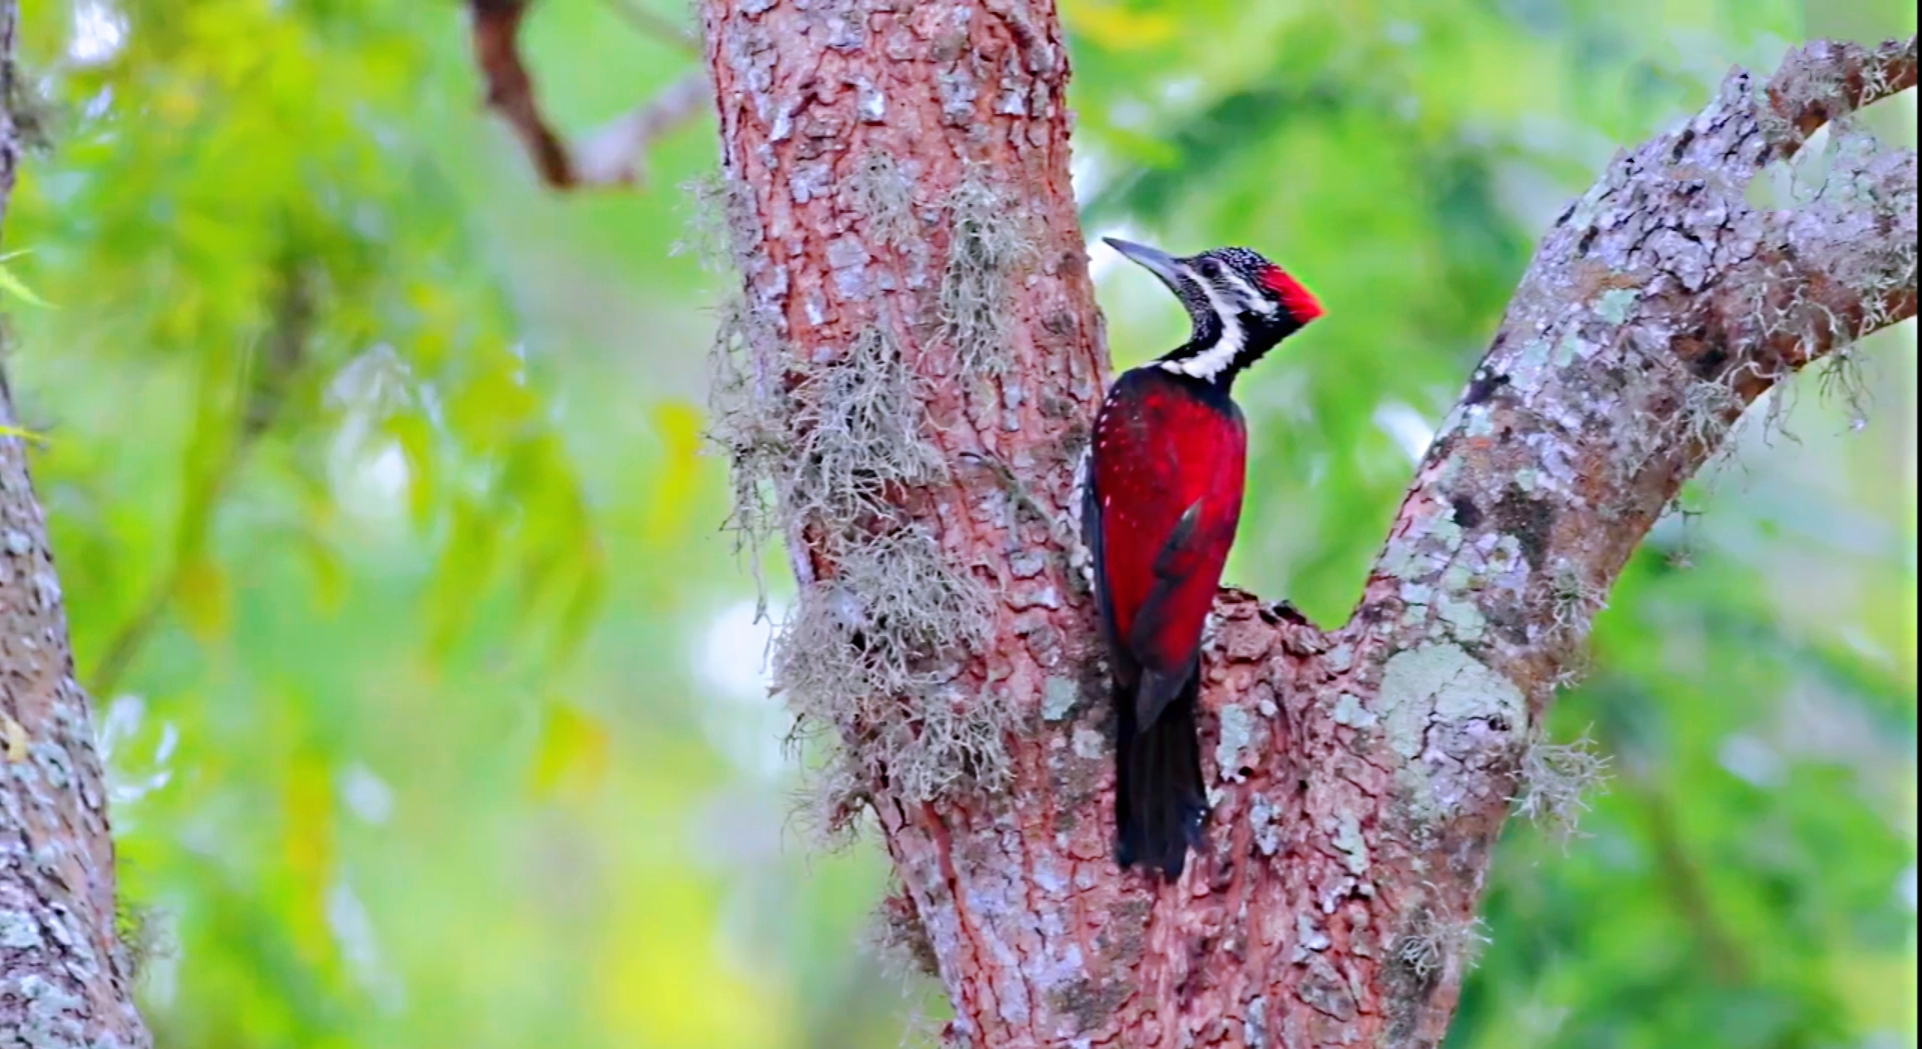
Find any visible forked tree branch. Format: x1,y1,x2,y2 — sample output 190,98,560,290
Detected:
467,0,707,189
1319,34,1918,1043
696,4,1915,1044
1363,34,1917,705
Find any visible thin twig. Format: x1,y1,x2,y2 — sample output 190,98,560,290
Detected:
468,0,711,190
573,72,712,187
595,0,700,55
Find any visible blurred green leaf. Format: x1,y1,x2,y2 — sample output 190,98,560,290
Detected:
0,252,53,306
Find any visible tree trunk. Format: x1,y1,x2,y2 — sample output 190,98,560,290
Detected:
0,6,152,1045
696,8,1912,1047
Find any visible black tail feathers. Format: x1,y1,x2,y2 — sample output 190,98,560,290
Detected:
1114,675,1208,878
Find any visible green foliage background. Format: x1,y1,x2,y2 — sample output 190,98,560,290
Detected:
9,1,1916,1046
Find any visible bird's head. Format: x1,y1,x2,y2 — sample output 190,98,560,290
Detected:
1103,236,1323,386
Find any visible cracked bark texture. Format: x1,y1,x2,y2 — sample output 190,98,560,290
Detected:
698,5,1916,1046
0,5,151,1046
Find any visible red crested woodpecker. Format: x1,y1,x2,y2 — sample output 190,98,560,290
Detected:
1083,237,1323,878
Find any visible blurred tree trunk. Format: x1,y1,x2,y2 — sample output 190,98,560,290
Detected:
0,6,152,1046
696,7,1910,1046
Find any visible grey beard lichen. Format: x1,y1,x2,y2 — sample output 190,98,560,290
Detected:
1816,346,1875,432
706,295,787,597
788,743,871,852
1509,727,1611,847
845,151,920,255
694,167,1006,847
788,328,945,524
1735,121,1911,437
115,900,177,987
776,523,1003,829
938,168,1038,375
1394,905,1491,981
1628,115,1912,484
690,172,789,597
1671,371,1748,456
1544,560,1608,653
864,883,941,983
677,171,763,278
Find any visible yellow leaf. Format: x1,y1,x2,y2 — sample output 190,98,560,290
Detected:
155,84,199,125
426,498,496,654
299,533,346,613
1833,950,1919,1034
1061,0,1177,49
447,357,539,451
599,878,798,1047
282,747,336,967
385,413,438,526
0,425,49,446
529,700,610,802
654,399,705,461
174,554,231,641
644,399,706,544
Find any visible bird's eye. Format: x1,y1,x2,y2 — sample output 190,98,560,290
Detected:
1198,259,1220,278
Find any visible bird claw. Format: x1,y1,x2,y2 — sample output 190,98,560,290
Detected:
1258,599,1330,655
1265,599,1312,627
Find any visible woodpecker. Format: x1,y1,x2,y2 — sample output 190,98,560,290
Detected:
1083,236,1323,878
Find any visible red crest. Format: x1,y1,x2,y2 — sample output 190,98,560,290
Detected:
1260,265,1324,323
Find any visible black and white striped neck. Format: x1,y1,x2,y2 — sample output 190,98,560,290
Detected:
1156,309,1299,388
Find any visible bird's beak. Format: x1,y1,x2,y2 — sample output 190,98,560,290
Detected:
1102,237,1184,294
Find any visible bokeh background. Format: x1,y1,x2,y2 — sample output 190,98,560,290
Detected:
10,1,1917,1046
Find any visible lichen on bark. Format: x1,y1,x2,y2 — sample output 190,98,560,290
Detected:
698,0,1091,864
695,6,1916,1046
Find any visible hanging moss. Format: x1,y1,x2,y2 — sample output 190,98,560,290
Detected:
1509,729,1611,847
937,168,1037,376
695,163,1025,847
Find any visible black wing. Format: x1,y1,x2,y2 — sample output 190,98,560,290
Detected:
1126,499,1207,726
1080,446,1135,689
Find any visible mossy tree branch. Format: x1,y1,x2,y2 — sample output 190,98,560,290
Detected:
1329,33,1917,1045
696,6,1915,1046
